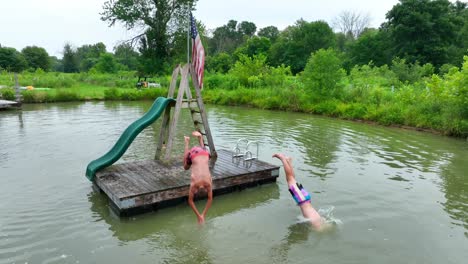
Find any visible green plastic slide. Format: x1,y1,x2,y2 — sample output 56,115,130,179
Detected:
86,97,175,181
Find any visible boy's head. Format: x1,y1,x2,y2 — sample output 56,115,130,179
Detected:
194,186,208,198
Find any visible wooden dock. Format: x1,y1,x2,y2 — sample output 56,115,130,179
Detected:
94,149,280,216
0,99,20,109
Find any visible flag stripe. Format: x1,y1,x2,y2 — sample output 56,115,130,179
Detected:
190,13,205,90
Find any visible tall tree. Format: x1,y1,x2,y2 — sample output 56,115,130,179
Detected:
269,20,336,74
62,43,79,73
76,42,107,71
101,0,197,74
93,53,120,73
0,46,27,72
114,43,140,70
21,46,50,71
383,0,460,68
347,28,392,67
332,10,371,39
258,26,280,42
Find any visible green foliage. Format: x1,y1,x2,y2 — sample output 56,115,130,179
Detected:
384,0,463,68
391,58,434,84
21,46,50,71
269,19,336,74
92,53,121,73
302,48,345,100
206,53,232,73
229,54,269,86
346,28,392,67
0,88,16,100
114,43,139,71
204,73,239,90
233,37,271,60
55,89,80,101
0,46,27,72
258,26,280,42
101,0,197,74
229,54,291,88
62,43,79,73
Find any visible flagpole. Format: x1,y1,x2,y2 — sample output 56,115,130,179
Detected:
187,8,190,65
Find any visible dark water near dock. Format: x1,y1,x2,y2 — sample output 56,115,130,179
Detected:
0,101,467,263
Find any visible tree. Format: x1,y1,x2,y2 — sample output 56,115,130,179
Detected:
101,0,197,74
302,48,345,99
238,21,257,37
209,20,258,55
383,0,461,68
114,43,139,71
93,53,120,73
332,10,371,39
205,52,232,73
258,26,280,42
62,43,79,73
233,36,271,60
209,20,240,54
347,28,392,67
49,56,63,72
0,46,27,72
76,42,107,71
269,20,336,74
21,46,50,71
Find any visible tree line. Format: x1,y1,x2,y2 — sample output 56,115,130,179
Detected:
0,0,467,76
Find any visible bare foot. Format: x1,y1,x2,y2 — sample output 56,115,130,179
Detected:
272,153,286,160
192,131,202,138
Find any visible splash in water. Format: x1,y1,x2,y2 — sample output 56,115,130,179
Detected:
296,205,343,229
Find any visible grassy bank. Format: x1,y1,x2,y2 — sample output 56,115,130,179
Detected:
0,56,467,138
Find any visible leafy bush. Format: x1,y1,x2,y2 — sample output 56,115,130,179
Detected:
0,88,15,100
302,48,345,100
55,89,80,101
104,88,120,100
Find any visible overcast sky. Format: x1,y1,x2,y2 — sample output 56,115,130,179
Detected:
0,0,402,58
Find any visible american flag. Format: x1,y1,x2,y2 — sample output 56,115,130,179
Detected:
190,13,205,90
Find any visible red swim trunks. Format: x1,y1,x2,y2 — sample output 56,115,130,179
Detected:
186,146,210,165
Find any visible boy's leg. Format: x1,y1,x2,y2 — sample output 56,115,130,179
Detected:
272,153,296,186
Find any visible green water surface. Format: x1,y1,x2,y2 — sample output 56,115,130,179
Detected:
0,101,466,264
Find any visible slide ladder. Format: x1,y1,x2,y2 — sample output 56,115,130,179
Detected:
155,64,217,160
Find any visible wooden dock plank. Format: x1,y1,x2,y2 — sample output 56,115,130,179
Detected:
0,99,20,109
95,149,279,216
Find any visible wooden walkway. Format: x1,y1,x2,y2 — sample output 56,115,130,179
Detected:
0,99,20,109
94,149,280,216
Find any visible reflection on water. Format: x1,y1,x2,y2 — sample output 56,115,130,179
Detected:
0,102,467,263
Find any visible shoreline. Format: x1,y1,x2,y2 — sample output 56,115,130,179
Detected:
11,99,467,140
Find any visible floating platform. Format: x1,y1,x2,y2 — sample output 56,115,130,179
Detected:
94,149,280,216
0,99,20,109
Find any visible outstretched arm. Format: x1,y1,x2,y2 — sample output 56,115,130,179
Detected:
192,131,204,147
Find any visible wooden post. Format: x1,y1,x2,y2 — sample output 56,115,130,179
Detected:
155,66,180,160
14,73,20,103
163,64,190,160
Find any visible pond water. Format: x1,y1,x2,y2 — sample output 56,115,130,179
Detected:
0,101,467,264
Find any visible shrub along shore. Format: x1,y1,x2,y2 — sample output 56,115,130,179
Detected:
0,55,467,138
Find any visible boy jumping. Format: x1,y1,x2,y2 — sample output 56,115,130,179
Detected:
183,131,213,224
272,153,323,229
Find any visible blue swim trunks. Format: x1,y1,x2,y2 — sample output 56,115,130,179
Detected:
288,183,311,205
